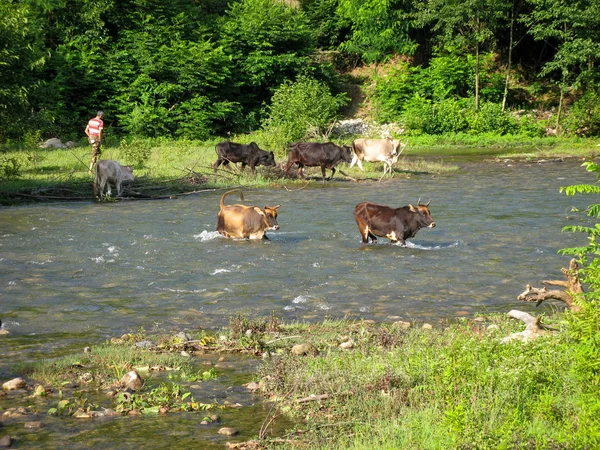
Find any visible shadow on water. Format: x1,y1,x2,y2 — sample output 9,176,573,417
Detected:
0,157,596,447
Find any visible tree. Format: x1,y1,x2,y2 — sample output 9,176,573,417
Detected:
219,0,316,129
337,0,416,63
414,0,510,112
524,0,600,133
0,0,46,141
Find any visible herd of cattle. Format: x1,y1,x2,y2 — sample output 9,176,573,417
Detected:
94,137,435,245
214,137,405,182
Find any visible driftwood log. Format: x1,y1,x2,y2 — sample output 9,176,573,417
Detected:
502,310,547,343
518,258,583,312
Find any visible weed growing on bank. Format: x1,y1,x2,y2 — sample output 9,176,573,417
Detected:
256,316,600,449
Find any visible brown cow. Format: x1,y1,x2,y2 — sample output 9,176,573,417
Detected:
354,199,435,245
284,142,353,183
216,189,280,240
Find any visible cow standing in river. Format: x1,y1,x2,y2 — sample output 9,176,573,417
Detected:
216,189,280,240
214,141,276,174
351,138,406,180
284,142,353,183
94,159,134,197
354,199,435,245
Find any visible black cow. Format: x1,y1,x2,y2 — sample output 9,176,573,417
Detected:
284,142,353,183
354,199,435,245
214,141,276,174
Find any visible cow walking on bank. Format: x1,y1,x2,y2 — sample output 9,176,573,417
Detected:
284,142,353,183
94,159,134,198
351,138,406,180
214,141,276,174
216,189,280,240
354,199,435,245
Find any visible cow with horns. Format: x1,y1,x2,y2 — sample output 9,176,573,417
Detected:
353,199,435,245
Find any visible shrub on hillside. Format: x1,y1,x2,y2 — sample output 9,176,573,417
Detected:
261,76,348,144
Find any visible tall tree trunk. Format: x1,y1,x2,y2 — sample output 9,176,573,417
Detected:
502,7,515,112
475,16,480,113
556,84,564,134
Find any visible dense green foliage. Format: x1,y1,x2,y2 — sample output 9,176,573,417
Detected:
1,0,600,144
560,161,600,389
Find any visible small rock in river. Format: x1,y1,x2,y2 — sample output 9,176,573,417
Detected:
218,427,239,436
3,378,27,391
291,343,318,356
120,370,143,391
33,385,46,397
24,421,42,429
421,323,433,330
0,435,11,448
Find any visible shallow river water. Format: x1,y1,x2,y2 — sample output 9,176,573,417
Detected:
0,156,596,448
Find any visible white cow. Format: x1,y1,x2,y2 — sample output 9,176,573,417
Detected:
94,160,134,197
350,138,406,180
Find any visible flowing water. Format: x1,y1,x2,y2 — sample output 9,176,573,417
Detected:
0,156,596,448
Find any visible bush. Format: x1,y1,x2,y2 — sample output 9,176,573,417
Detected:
468,101,518,135
262,75,348,143
119,136,153,167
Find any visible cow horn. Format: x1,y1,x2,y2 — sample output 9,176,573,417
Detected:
417,198,422,206
425,199,431,207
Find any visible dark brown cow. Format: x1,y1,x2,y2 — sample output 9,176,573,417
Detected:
214,141,276,174
284,142,352,183
216,189,280,240
354,199,435,245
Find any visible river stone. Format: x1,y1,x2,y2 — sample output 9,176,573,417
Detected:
218,427,239,436
291,343,318,356
135,340,154,349
120,370,143,391
339,340,354,350
0,435,10,448
33,385,45,397
392,321,411,330
174,332,191,342
84,346,91,353
422,323,433,330
245,382,260,392
3,378,26,391
24,421,42,429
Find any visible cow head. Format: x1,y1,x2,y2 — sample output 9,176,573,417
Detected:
392,140,406,155
340,145,353,163
263,204,281,230
409,199,435,228
257,150,276,167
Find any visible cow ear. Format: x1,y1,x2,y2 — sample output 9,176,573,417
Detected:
409,204,417,212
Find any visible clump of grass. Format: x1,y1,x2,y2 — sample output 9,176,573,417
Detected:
255,315,600,449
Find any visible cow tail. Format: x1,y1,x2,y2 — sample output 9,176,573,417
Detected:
220,189,244,211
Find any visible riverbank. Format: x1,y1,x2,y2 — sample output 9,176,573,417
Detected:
1,135,598,206
1,311,598,449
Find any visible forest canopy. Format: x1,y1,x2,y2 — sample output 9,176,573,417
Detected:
1,0,600,144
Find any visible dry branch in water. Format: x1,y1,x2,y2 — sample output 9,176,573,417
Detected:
518,258,582,312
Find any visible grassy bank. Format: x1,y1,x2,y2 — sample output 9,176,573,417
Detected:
7,312,599,449
255,316,600,449
1,134,598,205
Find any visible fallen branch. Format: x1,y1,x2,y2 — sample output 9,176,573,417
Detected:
502,310,546,343
518,258,582,312
296,394,329,404
337,169,358,182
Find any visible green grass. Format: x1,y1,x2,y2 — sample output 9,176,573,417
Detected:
256,316,600,449
1,134,598,205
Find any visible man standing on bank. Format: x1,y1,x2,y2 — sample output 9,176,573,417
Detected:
85,111,104,173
